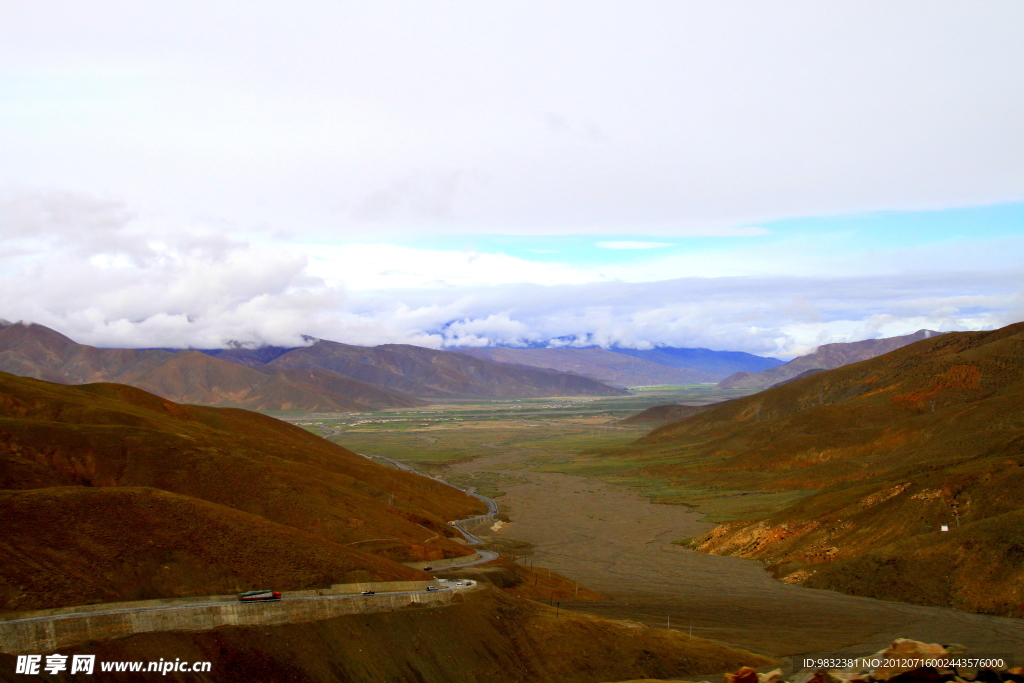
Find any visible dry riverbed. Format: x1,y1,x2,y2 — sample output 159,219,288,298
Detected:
445,450,1024,662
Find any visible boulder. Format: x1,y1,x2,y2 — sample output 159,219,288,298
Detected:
871,639,948,680
724,667,760,683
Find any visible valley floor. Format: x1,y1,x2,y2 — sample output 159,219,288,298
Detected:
446,449,1024,663
298,388,1024,665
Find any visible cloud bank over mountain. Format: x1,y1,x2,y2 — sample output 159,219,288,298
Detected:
1,190,1020,357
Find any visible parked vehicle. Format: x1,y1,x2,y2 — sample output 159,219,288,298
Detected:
238,590,281,602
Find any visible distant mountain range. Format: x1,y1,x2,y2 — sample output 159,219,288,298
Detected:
457,344,783,386
0,321,625,412
0,322,420,412
717,329,943,390
608,345,784,377
212,338,627,399
19,318,931,409
457,347,716,386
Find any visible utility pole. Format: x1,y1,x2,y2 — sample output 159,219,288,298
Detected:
667,615,670,630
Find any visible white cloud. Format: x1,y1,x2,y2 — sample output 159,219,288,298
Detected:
298,243,596,290
0,3,1021,237
596,241,675,250
1,191,1020,355
0,191,338,348
339,273,1020,356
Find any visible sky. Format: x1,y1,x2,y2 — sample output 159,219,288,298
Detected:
1,1,1022,358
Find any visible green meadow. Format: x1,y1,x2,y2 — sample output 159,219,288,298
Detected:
272,385,800,522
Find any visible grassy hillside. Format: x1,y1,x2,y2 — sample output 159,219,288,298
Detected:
595,324,1024,615
0,372,487,611
619,403,713,424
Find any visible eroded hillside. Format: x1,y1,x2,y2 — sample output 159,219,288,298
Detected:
611,324,1024,615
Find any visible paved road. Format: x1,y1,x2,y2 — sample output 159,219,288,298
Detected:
451,550,500,567
1,450,498,633
0,587,462,629
356,452,500,548
357,453,498,515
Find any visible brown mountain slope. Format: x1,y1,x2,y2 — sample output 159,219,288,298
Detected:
718,329,942,390
457,347,716,386
612,323,1024,616
0,321,173,384
201,344,295,367
0,487,423,612
0,372,485,609
266,339,627,398
618,403,713,424
0,322,420,411
119,350,422,411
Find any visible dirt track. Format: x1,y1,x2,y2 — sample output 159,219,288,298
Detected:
448,451,1024,661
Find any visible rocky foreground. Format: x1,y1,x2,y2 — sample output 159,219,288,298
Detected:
610,639,1023,683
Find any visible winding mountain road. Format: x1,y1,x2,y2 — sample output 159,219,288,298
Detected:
355,452,500,557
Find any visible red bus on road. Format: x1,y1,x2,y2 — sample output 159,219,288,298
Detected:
238,590,281,602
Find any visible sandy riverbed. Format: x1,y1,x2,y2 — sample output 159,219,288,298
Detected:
446,451,1024,661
